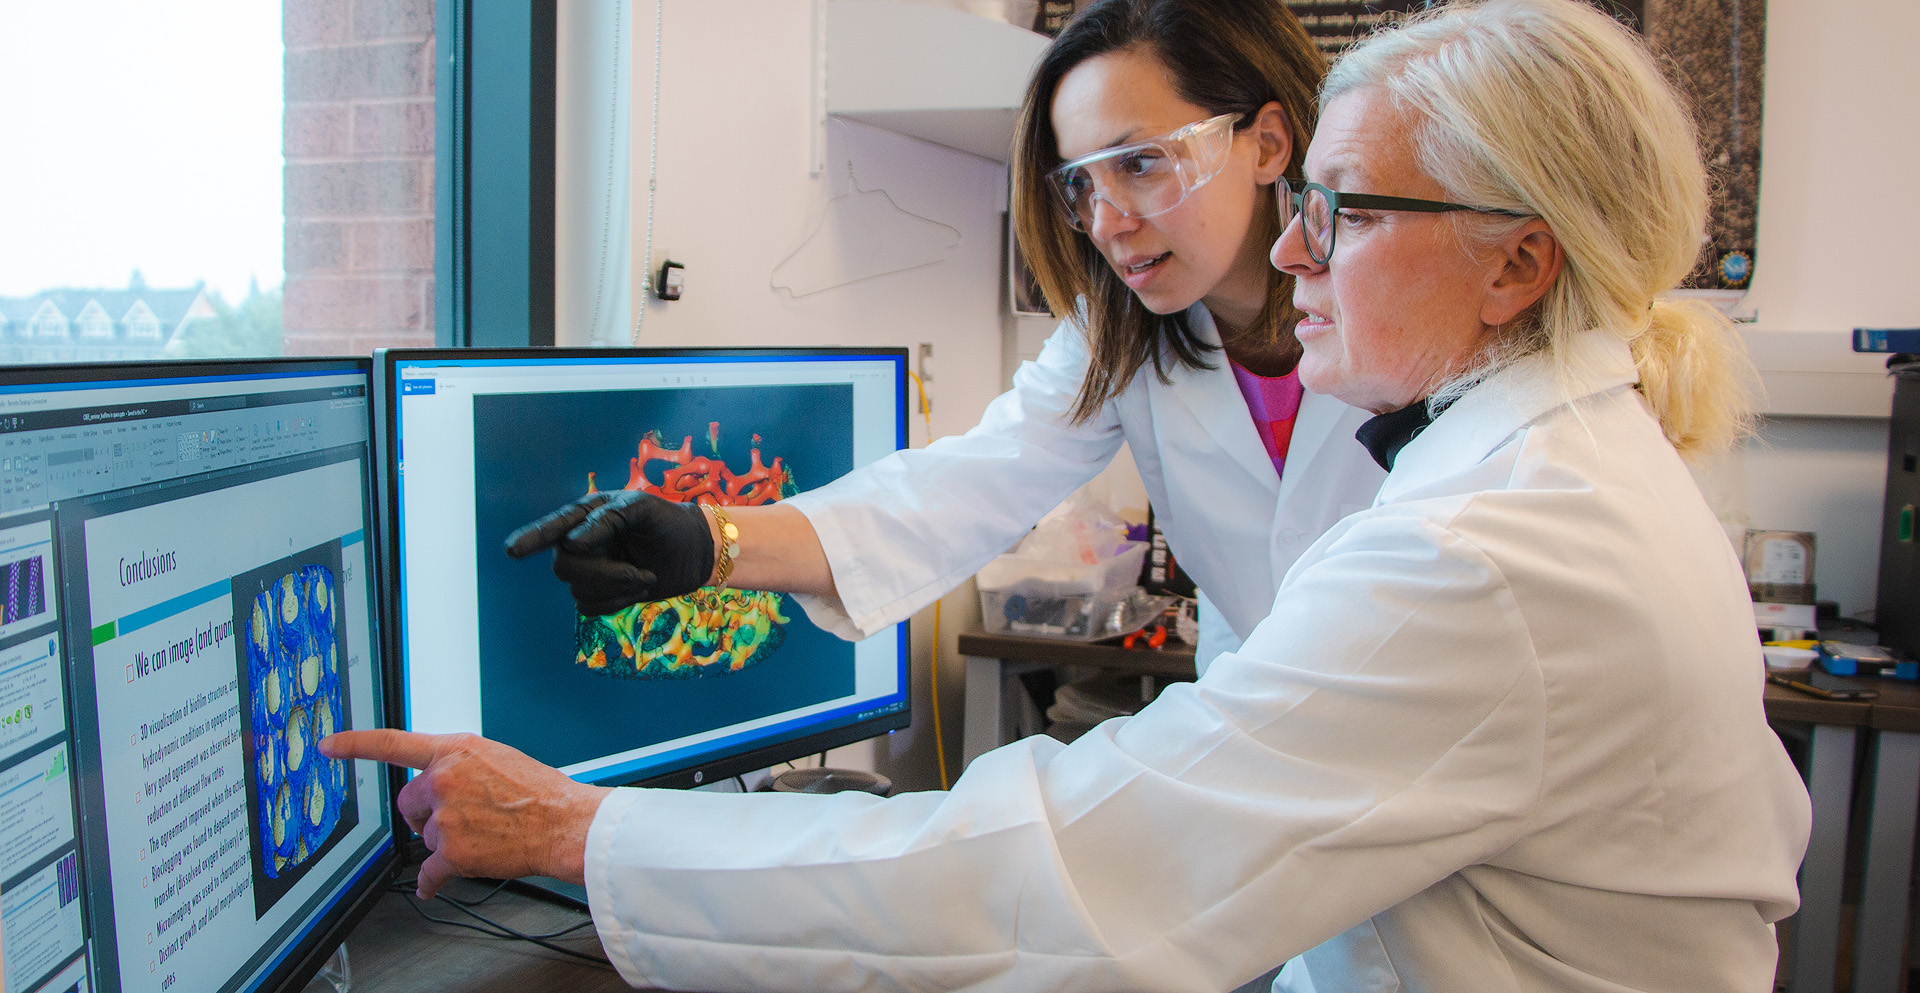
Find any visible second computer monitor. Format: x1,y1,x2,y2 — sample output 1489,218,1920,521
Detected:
378,348,910,788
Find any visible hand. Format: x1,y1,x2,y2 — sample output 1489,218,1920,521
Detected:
504,490,716,615
320,730,611,900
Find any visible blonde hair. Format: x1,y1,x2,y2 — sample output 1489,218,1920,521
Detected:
1326,0,1753,458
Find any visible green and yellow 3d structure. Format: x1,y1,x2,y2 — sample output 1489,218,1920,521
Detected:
574,424,799,680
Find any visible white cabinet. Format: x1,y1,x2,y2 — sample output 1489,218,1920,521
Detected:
826,0,1051,162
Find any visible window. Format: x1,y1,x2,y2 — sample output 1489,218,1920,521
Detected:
0,2,442,361
3,2,555,360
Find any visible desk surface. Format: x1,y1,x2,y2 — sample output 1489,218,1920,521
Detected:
1865,679,1920,733
341,879,631,992
1763,680,1873,726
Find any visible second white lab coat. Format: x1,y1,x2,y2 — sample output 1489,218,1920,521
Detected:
783,304,1385,665
583,332,1809,992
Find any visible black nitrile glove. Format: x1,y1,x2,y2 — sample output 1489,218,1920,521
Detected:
503,490,715,615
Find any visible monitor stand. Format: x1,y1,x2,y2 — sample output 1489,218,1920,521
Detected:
304,945,351,993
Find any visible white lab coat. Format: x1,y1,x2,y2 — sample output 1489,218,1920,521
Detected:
782,304,1384,667
584,331,1809,992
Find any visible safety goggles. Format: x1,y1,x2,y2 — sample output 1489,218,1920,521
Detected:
1046,113,1239,232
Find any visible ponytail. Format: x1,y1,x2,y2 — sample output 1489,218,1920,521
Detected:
1631,297,1753,459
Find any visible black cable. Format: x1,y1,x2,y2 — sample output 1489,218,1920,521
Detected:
433,889,602,944
402,890,610,964
389,879,589,937
388,879,609,966
733,774,748,793
441,878,512,907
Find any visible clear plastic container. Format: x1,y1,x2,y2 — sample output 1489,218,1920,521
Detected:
977,541,1170,641
978,586,1174,642
976,541,1147,597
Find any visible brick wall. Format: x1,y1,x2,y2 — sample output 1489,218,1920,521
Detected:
282,0,436,355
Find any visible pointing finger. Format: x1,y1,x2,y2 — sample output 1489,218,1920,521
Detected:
504,495,606,558
562,498,636,554
321,728,449,770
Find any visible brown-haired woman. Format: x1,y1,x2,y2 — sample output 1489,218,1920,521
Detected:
510,0,1385,673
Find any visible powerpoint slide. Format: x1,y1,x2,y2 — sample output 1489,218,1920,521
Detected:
0,743,75,884
24,955,88,993
0,634,65,760
468,386,858,770
1,853,84,993
0,521,56,641
231,545,357,919
74,459,383,993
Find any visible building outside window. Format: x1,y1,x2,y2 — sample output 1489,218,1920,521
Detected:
75,302,114,339
25,302,69,340
0,1,437,362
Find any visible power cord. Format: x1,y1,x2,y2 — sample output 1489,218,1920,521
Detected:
903,369,950,789
389,877,610,967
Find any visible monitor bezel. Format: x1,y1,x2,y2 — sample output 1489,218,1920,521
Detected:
0,355,401,993
373,346,913,791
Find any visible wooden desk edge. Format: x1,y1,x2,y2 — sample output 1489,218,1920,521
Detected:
1863,681,1920,733
1763,682,1872,727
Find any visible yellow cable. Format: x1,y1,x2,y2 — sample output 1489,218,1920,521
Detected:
903,369,950,789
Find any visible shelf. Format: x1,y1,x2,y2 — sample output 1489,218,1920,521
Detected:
826,0,1051,162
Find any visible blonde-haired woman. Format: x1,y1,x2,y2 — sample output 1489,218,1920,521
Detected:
1258,0,1806,987
330,1,1808,989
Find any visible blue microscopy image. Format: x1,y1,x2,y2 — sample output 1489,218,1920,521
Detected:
245,564,348,878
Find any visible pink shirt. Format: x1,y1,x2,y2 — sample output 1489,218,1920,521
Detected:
1230,360,1304,481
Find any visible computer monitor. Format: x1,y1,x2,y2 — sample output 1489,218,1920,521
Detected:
0,358,397,993
376,347,911,789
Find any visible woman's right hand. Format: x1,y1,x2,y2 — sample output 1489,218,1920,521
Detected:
504,491,716,615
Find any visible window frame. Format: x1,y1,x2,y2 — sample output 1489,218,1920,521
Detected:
436,0,557,348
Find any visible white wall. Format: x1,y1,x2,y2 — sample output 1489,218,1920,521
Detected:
1743,0,1920,336
611,0,1012,788
1696,417,1890,616
1693,0,1919,619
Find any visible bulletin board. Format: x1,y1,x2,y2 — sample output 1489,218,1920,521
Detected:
1281,0,1759,291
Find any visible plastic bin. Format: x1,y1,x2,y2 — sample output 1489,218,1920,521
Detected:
976,542,1170,641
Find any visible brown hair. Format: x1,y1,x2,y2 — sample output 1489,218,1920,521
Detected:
1011,0,1325,423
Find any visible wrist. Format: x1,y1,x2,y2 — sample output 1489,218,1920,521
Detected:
546,783,612,887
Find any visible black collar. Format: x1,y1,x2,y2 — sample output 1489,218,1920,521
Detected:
1354,402,1434,471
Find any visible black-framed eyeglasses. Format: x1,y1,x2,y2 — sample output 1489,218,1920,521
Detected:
1277,177,1530,265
